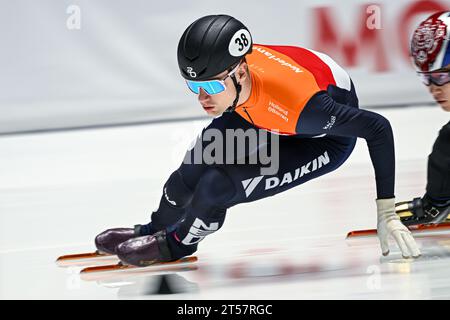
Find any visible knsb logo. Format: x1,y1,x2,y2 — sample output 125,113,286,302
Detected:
181,218,219,245
186,67,197,78
241,151,330,198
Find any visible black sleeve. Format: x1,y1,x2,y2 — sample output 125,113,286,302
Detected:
426,121,450,199
296,91,395,199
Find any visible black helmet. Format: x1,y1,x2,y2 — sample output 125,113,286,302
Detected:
177,14,253,81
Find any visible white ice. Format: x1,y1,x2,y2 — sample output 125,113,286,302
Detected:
1,105,449,299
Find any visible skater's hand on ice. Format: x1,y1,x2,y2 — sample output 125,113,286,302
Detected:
376,198,421,259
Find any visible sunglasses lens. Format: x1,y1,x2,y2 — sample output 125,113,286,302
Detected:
418,72,450,86
204,81,226,94
433,73,450,86
186,81,201,94
186,80,226,95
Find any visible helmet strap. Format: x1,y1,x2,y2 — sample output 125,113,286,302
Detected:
225,74,241,113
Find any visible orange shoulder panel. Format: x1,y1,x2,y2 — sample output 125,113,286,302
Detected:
236,44,321,134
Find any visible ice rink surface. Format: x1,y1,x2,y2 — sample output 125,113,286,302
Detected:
1,105,450,299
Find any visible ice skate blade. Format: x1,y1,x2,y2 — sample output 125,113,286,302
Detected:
346,222,450,239
79,256,198,281
56,251,117,267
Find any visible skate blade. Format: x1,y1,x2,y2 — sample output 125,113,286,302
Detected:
79,256,198,281
56,251,117,267
346,221,450,239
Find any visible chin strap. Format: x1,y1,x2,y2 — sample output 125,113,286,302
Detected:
225,74,241,113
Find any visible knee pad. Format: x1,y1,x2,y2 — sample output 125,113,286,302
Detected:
163,170,194,208
191,167,236,210
174,169,233,247
149,170,193,231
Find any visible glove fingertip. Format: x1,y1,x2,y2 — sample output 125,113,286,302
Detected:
380,240,389,255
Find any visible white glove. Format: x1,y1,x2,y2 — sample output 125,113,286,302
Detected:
376,198,421,258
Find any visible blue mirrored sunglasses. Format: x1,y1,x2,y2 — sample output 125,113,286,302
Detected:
185,63,240,95
418,71,450,86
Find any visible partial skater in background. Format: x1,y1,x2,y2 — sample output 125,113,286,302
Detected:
397,11,450,226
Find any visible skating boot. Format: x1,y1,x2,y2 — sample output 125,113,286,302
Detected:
397,195,450,226
95,225,145,255
116,229,197,267
115,230,173,266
